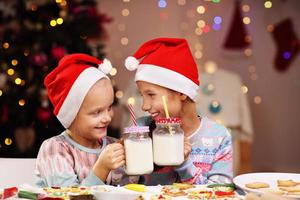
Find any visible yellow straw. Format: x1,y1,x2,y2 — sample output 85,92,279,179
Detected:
162,95,172,134
162,96,170,118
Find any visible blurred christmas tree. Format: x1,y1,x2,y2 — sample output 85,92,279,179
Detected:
0,0,112,157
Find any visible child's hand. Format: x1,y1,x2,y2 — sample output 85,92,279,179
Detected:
184,136,192,160
93,143,125,181
98,143,125,170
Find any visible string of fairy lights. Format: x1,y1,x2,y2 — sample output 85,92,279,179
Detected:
109,0,275,111
0,0,278,147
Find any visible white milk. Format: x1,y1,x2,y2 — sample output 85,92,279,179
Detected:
124,138,153,175
153,133,184,166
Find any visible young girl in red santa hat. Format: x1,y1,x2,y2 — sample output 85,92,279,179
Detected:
124,38,233,185
35,53,126,187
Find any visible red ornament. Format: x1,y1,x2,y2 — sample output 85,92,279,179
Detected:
51,46,66,61
36,106,51,124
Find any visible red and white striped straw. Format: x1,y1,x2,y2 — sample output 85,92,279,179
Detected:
128,103,137,126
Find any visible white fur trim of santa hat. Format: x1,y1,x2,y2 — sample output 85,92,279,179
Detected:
135,64,199,101
57,67,108,128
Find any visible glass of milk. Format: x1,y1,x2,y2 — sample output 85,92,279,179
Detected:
123,126,154,175
153,118,184,166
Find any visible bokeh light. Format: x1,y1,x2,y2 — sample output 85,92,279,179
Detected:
127,97,136,105
264,1,272,9
254,96,262,104
197,6,206,14
241,85,249,94
214,16,222,24
243,17,251,25
242,4,250,12
122,9,130,16
115,90,124,99
109,68,117,76
158,0,167,8
121,37,129,45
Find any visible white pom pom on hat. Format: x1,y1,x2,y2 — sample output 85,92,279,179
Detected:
98,58,113,74
125,56,139,71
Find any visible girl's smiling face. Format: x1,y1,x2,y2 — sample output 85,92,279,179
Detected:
68,78,114,148
137,81,186,120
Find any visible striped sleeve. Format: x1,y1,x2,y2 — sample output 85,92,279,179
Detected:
35,138,104,187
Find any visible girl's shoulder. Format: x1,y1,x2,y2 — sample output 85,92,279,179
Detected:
200,117,231,138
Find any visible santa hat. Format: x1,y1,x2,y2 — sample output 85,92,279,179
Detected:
44,53,112,128
125,38,199,101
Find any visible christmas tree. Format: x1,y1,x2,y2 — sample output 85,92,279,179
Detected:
0,0,111,157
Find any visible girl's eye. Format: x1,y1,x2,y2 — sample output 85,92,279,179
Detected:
94,110,101,115
148,93,155,97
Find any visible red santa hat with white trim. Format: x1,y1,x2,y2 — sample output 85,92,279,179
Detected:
125,38,200,101
44,53,112,128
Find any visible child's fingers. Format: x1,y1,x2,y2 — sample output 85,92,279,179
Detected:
114,148,125,157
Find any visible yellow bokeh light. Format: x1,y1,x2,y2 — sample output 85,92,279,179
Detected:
197,6,205,14
122,9,130,16
123,0,130,2
244,48,252,56
197,20,206,28
50,20,57,26
207,84,215,92
15,78,22,85
109,67,117,76
254,96,262,104
195,27,203,36
241,85,249,94
5,138,12,145
121,37,129,45
56,18,63,25
243,17,251,25
264,1,272,9
115,90,124,99
11,59,18,66
242,4,250,12
19,99,25,106
204,61,217,74
7,68,15,76
3,42,9,49
0,90,3,96
194,51,202,59
127,97,135,105
61,1,67,6
56,0,62,3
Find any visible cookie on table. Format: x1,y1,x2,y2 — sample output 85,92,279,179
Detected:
245,182,270,189
277,179,300,187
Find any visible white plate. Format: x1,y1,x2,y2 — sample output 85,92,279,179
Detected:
233,172,300,199
91,185,143,200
